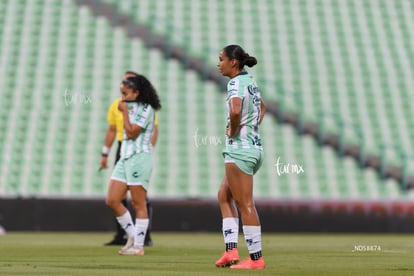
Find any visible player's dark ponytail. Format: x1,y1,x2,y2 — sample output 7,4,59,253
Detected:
223,44,257,69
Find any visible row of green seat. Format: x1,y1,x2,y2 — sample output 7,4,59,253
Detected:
94,0,414,182
0,0,412,200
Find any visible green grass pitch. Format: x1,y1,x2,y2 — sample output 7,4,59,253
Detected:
1,232,414,275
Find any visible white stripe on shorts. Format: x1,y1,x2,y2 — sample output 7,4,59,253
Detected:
127,182,143,186
110,176,127,183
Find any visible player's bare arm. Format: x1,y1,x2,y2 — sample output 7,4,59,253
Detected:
100,124,116,169
227,97,242,138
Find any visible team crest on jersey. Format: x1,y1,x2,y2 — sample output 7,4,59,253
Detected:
247,84,259,95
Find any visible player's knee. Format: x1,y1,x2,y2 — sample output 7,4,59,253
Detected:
130,199,145,211
217,188,230,203
105,198,112,208
105,197,117,209
235,199,254,213
217,189,223,201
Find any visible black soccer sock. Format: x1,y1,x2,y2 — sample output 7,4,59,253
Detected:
250,251,262,261
226,242,238,252
144,199,153,244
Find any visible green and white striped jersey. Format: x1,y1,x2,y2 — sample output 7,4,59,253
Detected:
225,71,263,151
120,101,154,159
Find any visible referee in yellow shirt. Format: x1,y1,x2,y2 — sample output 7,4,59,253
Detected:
100,71,158,246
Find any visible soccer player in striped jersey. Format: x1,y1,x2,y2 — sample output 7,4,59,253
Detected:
105,75,161,256
101,71,157,247
216,45,266,269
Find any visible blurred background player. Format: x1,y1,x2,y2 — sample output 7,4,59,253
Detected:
215,45,266,269
100,71,158,246
105,75,161,255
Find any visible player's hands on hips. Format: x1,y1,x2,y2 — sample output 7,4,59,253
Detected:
226,127,232,137
226,124,244,138
118,100,127,112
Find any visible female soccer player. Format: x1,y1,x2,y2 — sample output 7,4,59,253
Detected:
101,71,157,247
215,45,266,269
105,75,161,255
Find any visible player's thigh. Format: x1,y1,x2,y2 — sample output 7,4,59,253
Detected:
225,162,253,205
106,179,128,205
107,160,128,204
218,175,232,201
129,185,148,217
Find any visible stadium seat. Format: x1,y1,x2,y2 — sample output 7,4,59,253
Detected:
0,0,413,200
